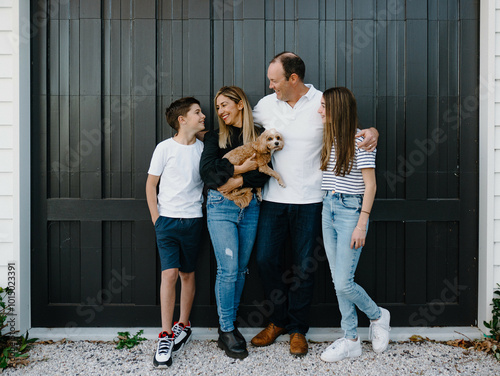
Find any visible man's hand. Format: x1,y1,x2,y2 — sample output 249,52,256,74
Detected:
196,130,209,141
218,176,244,194
356,127,379,152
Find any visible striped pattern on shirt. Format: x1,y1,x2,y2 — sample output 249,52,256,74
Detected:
321,135,376,194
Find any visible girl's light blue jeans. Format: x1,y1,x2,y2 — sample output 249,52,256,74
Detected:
207,189,260,332
322,191,381,339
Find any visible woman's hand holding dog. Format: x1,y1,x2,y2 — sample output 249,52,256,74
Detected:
218,176,244,194
218,153,258,195
233,153,258,175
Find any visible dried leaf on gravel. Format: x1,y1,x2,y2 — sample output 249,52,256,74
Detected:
446,339,472,348
409,335,429,342
446,337,500,358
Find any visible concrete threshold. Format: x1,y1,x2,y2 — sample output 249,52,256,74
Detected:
29,326,483,342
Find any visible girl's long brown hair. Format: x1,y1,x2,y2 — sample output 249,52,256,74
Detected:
214,86,257,148
320,87,358,176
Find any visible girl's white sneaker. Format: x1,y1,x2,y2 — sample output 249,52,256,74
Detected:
370,307,391,353
320,337,362,362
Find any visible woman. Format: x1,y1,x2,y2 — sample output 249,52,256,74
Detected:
318,87,390,362
200,86,269,359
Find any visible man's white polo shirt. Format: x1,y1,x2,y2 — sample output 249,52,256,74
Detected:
253,84,323,204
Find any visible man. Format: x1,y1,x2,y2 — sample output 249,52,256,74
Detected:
251,52,378,356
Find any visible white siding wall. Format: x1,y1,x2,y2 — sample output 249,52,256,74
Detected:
0,0,15,288
495,1,500,289
0,0,30,333
479,0,499,329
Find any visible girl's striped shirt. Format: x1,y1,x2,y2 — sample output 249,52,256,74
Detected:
321,133,376,194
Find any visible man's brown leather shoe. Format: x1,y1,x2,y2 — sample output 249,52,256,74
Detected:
251,323,287,347
289,333,308,356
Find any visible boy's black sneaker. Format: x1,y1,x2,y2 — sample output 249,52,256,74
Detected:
172,321,192,352
153,331,174,368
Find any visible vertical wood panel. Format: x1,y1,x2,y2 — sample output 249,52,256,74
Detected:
405,222,427,304
79,95,102,198
352,19,375,127
58,18,71,198
80,20,101,96
133,17,157,198
133,96,156,199
70,221,82,303
212,19,224,89
242,20,265,96
458,16,479,313
297,20,320,87
134,221,157,305
59,95,70,196
49,222,61,302
80,0,101,19
233,21,243,85
185,19,211,95
407,0,426,19
244,0,264,18
406,20,428,200
49,96,60,198
69,95,80,197
60,222,72,301
69,20,80,96
80,221,102,301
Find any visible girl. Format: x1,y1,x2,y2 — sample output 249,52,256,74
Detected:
318,87,390,362
200,86,269,359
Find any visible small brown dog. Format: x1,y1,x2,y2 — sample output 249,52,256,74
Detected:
222,128,285,208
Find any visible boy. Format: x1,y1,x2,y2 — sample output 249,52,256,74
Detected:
146,97,206,367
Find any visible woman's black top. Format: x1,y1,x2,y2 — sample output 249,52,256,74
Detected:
200,126,270,190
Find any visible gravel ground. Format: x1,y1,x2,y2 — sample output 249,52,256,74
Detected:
2,339,499,376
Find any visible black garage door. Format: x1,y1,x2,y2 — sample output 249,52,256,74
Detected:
31,0,478,328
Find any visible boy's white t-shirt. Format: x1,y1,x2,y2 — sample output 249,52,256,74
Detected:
148,138,204,218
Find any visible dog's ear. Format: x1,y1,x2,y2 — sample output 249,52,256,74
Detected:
254,133,269,154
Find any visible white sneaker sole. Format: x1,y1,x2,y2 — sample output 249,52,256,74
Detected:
320,347,362,362
373,340,389,353
153,355,172,368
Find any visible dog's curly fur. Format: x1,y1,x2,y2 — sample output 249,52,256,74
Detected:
222,128,285,208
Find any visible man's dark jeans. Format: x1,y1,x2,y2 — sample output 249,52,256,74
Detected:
255,200,322,335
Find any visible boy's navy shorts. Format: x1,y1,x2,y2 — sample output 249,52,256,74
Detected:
154,216,203,272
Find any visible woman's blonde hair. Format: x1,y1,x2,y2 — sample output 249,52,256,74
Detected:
214,86,258,148
320,87,358,176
